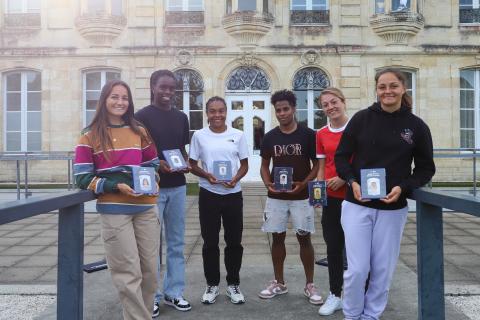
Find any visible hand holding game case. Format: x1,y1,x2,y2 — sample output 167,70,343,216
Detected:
132,167,157,195
162,149,188,171
360,168,386,199
213,160,233,182
274,167,293,191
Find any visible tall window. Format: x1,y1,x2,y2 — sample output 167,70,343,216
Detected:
292,67,330,129
5,0,40,13
460,69,480,148
83,70,121,127
460,0,480,24
291,0,327,11
84,0,123,16
167,0,203,11
399,70,415,112
4,71,42,151
173,69,204,139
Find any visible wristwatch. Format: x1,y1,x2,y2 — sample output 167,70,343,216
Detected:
347,178,357,188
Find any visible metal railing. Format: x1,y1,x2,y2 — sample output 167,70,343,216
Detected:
3,149,480,199
0,190,95,320
433,148,480,195
411,188,480,320
0,152,75,200
0,187,478,319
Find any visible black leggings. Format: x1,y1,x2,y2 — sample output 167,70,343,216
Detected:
321,197,345,297
199,187,244,286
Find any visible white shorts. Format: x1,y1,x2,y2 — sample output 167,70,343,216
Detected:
261,197,315,234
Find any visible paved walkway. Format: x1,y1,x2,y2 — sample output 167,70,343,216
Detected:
0,188,479,319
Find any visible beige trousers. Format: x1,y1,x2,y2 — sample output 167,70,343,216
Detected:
100,206,160,320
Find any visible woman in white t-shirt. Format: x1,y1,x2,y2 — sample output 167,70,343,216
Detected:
189,96,249,306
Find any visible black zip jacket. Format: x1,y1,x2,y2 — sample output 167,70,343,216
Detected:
334,102,435,210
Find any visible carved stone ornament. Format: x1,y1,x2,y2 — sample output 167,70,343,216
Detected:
301,50,320,65
222,11,274,50
370,11,424,46
237,52,258,67
75,13,127,47
175,50,193,66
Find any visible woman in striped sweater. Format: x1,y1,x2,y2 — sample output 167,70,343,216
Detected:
74,80,160,320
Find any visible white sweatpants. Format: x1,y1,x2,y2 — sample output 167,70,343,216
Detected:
341,201,408,320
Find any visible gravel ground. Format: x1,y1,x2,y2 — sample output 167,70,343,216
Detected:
446,296,480,320
0,295,55,320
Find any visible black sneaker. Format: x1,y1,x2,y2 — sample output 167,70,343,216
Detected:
152,302,160,318
164,296,192,311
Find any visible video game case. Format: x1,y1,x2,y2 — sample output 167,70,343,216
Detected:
308,180,327,206
360,168,386,199
162,149,187,171
273,167,293,191
132,166,157,195
213,160,232,182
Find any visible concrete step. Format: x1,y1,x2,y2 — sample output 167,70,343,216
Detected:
241,182,267,196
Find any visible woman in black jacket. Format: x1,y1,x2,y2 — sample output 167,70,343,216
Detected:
334,68,435,320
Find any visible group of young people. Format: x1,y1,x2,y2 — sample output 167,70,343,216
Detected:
74,68,435,320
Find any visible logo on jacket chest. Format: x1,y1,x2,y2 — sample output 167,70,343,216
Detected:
400,129,413,145
273,144,302,157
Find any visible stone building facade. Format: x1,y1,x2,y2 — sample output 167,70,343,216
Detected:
0,0,479,182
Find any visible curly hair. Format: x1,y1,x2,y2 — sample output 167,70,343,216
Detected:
271,89,296,108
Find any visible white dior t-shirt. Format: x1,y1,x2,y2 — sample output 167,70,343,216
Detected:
189,126,249,195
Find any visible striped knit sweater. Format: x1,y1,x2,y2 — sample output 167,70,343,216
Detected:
74,124,160,214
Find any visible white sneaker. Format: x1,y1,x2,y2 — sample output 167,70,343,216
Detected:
201,285,219,304
318,292,342,316
226,285,245,304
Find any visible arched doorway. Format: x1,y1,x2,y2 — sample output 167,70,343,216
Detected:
225,66,271,181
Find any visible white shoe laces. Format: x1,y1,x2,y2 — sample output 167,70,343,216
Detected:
229,285,241,295
324,293,340,307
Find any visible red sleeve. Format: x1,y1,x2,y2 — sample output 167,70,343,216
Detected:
316,129,326,158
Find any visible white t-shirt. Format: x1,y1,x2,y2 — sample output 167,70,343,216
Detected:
189,126,249,195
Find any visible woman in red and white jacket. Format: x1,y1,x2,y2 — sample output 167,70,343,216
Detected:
315,87,349,316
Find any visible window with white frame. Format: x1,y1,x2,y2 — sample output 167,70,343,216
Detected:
460,0,480,24
460,69,480,148
83,70,121,127
291,0,327,11
375,0,411,14
83,0,123,16
5,0,40,13
4,71,42,151
173,69,204,139
401,70,416,112
292,67,330,129
167,0,203,11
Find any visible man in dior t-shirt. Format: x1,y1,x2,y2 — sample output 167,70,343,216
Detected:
258,89,322,305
